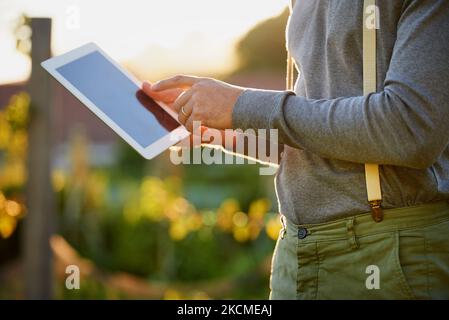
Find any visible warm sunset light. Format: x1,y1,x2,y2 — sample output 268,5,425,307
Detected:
0,0,287,84
2,0,449,304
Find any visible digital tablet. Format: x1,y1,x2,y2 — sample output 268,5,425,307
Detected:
41,42,190,159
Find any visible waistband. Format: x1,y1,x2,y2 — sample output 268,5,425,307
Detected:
283,201,449,242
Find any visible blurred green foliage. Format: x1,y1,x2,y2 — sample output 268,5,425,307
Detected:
55,136,281,298
235,9,289,74
0,92,29,240
1,8,289,299
0,93,282,298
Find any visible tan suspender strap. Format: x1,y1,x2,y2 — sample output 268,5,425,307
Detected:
363,0,377,96
286,0,296,91
363,0,383,222
286,52,295,91
289,0,296,12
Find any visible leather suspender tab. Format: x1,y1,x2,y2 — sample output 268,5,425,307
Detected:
369,200,383,222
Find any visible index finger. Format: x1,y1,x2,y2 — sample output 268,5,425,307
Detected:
142,81,183,104
152,75,202,91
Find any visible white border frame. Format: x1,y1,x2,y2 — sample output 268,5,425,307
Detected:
41,42,190,159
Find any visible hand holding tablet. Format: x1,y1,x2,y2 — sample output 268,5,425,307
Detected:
41,43,190,159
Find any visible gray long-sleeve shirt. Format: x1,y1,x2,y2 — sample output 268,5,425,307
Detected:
232,0,449,224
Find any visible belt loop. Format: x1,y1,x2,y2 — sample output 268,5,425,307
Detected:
346,218,359,250
280,215,287,239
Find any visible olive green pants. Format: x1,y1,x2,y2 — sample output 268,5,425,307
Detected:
270,201,449,300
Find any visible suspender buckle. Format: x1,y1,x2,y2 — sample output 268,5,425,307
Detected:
369,200,383,222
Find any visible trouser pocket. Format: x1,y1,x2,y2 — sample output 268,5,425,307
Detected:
314,231,416,300
421,219,449,299
269,232,298,300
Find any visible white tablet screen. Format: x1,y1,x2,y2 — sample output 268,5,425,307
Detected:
56,51,180,148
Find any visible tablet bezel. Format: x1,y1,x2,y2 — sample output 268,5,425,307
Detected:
41,42,190,159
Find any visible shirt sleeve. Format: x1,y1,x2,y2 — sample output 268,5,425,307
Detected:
232,0,449,169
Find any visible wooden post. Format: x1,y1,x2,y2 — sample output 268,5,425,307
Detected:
23,18,54,299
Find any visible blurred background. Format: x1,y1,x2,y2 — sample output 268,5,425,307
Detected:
0,0,290,299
